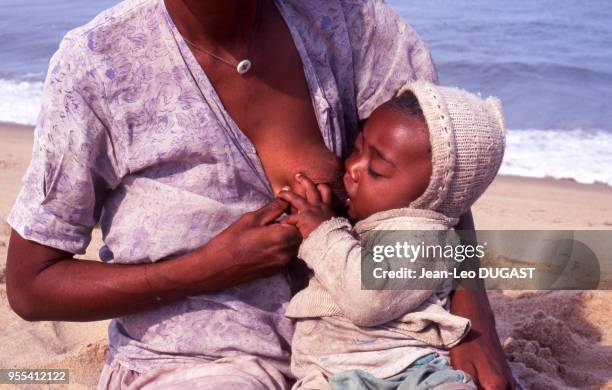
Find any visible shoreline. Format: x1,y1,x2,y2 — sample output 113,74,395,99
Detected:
2,120,610,189
0,121,36,130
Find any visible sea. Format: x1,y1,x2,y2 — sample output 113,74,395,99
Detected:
1,0,611,185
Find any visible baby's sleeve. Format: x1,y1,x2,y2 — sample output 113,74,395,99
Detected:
342,0,439,120
7,34,123,254
298,218,433,327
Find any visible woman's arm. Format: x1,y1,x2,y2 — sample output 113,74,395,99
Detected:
449,210,517,389
6,199,300,322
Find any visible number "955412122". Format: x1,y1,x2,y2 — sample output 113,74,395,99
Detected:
0,369,69,384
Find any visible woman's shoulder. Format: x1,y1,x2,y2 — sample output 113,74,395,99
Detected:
285,0,396,26
289,0,427,66
59,0,162,55
336,0,402,25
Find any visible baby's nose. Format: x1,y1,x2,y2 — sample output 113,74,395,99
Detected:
344,157,361,182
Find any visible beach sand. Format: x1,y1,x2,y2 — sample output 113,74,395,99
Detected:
1,122,611,389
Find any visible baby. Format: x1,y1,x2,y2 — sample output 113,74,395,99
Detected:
277,80,506,390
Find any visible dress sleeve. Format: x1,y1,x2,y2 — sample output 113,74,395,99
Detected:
342,0,439,120
6,34,123,254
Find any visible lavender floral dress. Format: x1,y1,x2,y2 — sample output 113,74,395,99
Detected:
7,0,437,388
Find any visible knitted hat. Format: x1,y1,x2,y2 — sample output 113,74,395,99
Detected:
396,80,506,219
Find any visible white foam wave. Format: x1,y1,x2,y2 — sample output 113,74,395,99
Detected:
502,128,612,186
0,78,43,126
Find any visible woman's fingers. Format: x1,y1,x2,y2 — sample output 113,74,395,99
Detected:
295,173,322,204
276,188,309,211
280,214,300,226
252,198,290,225
317,183,333,205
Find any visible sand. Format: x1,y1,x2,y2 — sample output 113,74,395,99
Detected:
1,122,611,389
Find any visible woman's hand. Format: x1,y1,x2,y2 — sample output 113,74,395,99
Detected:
199,198,302,288
276,173,336,238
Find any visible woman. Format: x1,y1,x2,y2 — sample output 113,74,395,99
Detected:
6,0,516,388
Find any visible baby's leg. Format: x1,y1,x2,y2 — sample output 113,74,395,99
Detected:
433,383,476,390
328,353,476,390
292,370,331,390
402,353,476,390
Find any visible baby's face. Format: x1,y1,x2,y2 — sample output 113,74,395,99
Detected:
343,102,432,221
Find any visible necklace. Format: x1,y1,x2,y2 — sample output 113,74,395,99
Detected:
182,0,262,75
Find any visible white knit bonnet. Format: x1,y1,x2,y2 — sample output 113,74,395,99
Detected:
396,80,506,219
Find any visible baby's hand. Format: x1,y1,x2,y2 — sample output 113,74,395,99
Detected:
276,173,336,238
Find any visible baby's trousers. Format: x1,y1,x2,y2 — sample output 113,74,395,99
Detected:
294,353,476,390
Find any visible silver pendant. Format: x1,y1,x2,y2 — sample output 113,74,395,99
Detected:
237,59,252,74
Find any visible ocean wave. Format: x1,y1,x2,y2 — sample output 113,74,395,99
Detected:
502,128,612,186
0,79,42,126
438,60,612,83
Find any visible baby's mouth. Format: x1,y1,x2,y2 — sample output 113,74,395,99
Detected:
324,172,348,205
342,172,357,203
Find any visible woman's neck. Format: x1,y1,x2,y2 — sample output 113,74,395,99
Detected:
164,0,259,47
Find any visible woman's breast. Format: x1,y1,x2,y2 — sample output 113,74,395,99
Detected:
254,133,347,201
